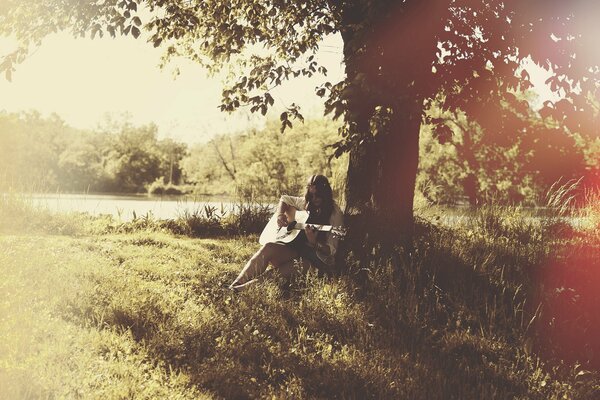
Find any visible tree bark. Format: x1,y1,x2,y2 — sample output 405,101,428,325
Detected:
452,119,480,206
337,0,446,262
372,102,422,243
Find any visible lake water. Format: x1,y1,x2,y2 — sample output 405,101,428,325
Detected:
6,193,591,228
20,193,271,221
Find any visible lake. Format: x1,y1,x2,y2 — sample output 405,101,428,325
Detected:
19,193,271,221
6,193,590,228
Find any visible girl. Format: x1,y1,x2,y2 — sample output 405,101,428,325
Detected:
229,175,343,289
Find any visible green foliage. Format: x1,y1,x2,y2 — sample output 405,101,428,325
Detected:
0,111,68,191
2,204,599,399
157,138,188,185
418,99,593,206
181,118,347,199
0,106,592,209
106,124,162,192
147,179,190,195
0,112,188,193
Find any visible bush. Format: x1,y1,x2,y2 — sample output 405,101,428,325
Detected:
147,179,186,195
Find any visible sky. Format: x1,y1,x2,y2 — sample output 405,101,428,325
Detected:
0,32,555,145
0,33,345,145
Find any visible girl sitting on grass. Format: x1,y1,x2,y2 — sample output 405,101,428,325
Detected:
228,174,343,290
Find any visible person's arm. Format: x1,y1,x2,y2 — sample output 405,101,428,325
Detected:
277,195,305,227
276,199,291,227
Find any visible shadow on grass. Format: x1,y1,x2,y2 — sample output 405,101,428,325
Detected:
65,217,599,399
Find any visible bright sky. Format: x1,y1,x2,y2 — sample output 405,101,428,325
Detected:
0,32,556,145
0,33,345,144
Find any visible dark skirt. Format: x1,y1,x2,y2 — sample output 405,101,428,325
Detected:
287,231,329,273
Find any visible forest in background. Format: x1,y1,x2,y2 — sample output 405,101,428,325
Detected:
0,111,186,194
1,99,598,204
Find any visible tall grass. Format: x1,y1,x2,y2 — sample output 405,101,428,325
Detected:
0,191,107,235
579,188,600,232
0,192,273,238
173,201,273,236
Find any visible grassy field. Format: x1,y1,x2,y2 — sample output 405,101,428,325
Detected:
1,195,599,399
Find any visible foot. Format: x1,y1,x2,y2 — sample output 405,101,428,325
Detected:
228,279,258,291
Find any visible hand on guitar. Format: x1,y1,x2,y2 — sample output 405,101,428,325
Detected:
277,213,288,228
305,225,318,246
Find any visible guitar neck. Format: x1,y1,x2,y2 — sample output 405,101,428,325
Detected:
292,223,333,232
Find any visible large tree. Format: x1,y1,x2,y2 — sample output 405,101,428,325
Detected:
2,0,599,246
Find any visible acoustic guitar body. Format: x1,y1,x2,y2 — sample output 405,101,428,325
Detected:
259,211,309,245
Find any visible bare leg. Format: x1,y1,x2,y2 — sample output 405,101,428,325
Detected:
230,257,310,289
229,242,298,287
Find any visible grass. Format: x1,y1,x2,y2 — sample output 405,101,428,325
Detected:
0,192,273,237
0,193,599,399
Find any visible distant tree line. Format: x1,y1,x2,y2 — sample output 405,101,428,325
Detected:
0,107,597,204
0,111,187,193
181,119,348,199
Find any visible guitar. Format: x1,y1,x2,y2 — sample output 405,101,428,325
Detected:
259,210,347,245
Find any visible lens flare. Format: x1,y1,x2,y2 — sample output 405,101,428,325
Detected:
533,170,600,368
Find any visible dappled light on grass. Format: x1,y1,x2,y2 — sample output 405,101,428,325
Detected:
1,197,600,398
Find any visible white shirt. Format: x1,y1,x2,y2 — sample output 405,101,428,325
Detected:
280,195,344,266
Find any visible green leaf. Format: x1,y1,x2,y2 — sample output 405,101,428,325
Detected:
265,93,274,106
131,26,140,39
132,16,141,26
280,112,288,121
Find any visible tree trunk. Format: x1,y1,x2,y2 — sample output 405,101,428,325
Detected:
372,103,422,243
462,173,479,206
454,120,480,206
336,0,446,265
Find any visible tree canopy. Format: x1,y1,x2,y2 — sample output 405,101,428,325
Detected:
2,0,599,243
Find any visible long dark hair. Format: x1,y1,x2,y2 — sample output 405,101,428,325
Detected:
304,174,334,225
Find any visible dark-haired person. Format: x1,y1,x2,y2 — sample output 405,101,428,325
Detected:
228,175,343,290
